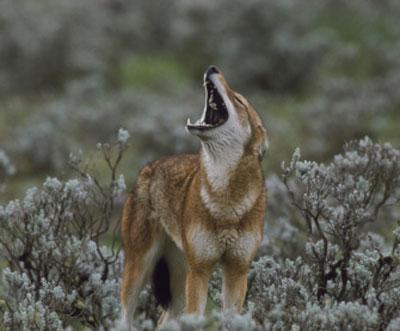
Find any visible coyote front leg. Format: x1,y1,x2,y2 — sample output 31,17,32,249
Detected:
222,263,249,313
185,264,214,315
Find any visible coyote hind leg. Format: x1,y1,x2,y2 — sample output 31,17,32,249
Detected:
120,192,164,330
121,243,163,329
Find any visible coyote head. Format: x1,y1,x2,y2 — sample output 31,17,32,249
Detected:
186,66,268,160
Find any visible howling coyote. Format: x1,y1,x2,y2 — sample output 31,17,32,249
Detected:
121,66,268,328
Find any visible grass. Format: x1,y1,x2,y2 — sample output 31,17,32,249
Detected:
118,54,191,91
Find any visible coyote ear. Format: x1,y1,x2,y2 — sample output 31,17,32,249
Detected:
246,105,268,161
253,125,269,161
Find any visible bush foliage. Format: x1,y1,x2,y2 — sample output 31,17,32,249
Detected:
1,135,399,330
0,132,129,330
246,137,400,330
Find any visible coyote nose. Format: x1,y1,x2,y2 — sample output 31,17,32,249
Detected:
206,65,220,77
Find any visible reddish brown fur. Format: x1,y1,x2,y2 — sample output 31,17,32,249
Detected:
121,69,267,328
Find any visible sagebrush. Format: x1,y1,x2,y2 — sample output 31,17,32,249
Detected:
1,135,399,330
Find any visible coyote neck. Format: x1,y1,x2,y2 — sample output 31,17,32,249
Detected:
200,141,263,222
200,140,244,191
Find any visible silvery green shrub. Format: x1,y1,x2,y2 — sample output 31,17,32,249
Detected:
0,0,119,93
163,0,330,92
0,149,15,193
5,0,398,95
0,0,327,93
0,130,130,330
245,137,400,330
9,84,200,173
0,149,15,177
2,0,400,178
302,71,400,158
2,133,400,330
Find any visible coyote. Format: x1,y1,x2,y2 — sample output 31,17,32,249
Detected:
121,66,268,328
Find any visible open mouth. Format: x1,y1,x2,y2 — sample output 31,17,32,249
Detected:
186,74,229,131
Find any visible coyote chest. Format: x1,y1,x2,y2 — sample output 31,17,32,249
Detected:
189,224,260,262
200,185,260,220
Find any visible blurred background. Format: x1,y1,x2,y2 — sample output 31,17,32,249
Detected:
0,0,400,202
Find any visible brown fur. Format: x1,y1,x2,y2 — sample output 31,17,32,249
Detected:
121,68,267,328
